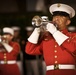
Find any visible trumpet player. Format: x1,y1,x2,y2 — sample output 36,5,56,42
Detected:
0,27,21,75
25,3,76,75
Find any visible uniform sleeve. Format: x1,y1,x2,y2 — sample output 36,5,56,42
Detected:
9,42,20,57
0,42,20,60
61,35,76,56
25,42,43,55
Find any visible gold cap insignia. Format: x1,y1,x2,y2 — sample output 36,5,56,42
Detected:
57,3,61,7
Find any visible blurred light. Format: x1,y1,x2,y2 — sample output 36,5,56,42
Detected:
68,26,76,31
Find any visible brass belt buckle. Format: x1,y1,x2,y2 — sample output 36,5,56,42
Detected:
54,64,59,70
4,60,7,64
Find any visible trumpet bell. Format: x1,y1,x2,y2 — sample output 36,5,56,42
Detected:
32,15,42,27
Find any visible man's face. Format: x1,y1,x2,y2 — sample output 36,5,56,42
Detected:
52,15,70,30
3,34,13,42
14,31,20,38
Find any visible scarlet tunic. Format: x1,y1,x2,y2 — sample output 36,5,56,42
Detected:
26,29,76,75
0,42,21,75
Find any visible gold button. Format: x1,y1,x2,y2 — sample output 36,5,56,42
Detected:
55,61,58,64
4,53,6,56
4,56,6,58
55,45,57,47
54,50,57,53
67,40,70,42
55,55,57,58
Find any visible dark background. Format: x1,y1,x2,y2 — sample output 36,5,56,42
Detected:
0,0,76,29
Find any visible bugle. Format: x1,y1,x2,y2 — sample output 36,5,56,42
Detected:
32,15,57,32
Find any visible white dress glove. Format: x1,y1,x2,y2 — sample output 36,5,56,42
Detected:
46,23,69,45
46,23,57,34
1,42,13,52
28,28,40,44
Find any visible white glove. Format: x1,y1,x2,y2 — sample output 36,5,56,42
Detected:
46,23,57,34
28,28,40,44
1,42,13,52
46,23,69,45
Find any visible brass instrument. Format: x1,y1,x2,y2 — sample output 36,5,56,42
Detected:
32,15,49,32
0,35,8,43
32,15,57,32
32,15,49,26
32,15,42,27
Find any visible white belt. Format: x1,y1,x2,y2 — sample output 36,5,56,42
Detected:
46,64,76,70
0,61,16,64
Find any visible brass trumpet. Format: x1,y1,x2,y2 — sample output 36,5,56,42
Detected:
32,15,50,32
0,35,8,43
32,15,49,27
32,15,58,33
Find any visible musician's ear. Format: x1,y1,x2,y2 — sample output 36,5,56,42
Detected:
11,35,13,39
66,19,71,26
8,34,13,40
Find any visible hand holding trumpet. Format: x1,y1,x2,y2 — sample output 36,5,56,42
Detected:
0,35,13,52
28,15,58,44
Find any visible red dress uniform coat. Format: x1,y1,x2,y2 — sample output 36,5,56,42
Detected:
0,41,21,75
26,29,76,75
